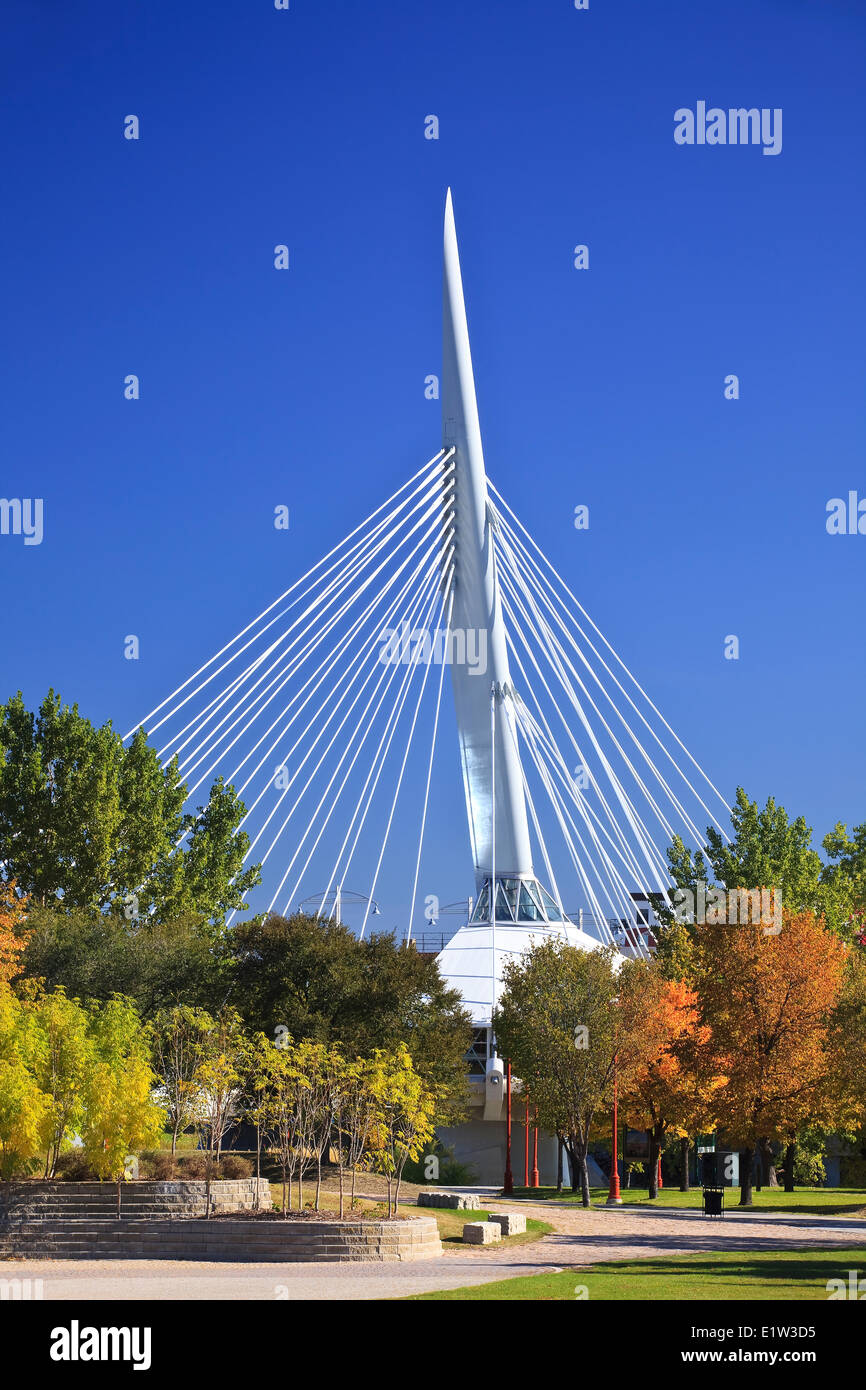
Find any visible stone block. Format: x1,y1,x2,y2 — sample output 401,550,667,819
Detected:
488,1212,526,1236
462,1221,501,1244
418,1191,480,1210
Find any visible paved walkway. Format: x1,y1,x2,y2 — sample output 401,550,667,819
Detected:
2,1203,863,1300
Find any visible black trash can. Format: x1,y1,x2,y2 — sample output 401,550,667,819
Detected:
703,1188,724,1217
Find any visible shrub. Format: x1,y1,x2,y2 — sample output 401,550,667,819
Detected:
54,1152,98,1182
177,1153,208,1179
219,1154,252,1179
138,1151,177,1180
840,1154,866,1187
403,1142,477,1187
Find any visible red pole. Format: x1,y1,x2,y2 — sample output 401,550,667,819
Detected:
606,1051,622,1204
524,1094,530,1188
503,1061,513,1194
531,1105,539,1188
657,1154,663,1190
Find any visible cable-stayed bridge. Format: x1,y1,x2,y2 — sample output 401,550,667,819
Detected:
124,193,728,1181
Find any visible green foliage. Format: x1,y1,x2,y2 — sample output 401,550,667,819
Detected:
792,1134,827,1187
227,913,472,1124
19,906,229,1017
494,938,620,1206
151,1005,215,1153
822,821,866,932
661,787,860,946
402,1139,477,1186
0,690,260,924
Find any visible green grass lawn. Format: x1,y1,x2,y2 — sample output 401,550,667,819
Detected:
406,1247,866,1301
502,1185,866,1218
263,1184,551,1246
419,1207,552,1246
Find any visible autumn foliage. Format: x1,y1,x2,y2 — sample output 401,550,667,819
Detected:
0,880,28,985
618,965,727,1198
694,908,847,1201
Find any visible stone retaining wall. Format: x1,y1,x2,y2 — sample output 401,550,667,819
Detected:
0,1179,272,1222
0,1216,442,1263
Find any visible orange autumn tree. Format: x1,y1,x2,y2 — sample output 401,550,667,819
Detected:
697,908,847,1206
618,959,726,1198
0,880,28,985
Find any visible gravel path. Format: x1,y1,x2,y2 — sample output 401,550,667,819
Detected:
3,1203,863,1301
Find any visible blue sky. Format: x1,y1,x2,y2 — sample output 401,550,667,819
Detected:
3,0,864,931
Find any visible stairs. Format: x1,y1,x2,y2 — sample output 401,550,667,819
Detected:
0,1179,271,1224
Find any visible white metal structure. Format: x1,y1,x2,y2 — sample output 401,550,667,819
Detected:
442,189,532,886
122,192,730,1182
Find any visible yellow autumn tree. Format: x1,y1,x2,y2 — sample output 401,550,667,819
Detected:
0,983,49,1179
81,996,164,1214
367,1044,435,1216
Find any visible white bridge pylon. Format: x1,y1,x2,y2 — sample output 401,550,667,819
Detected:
124,193,729,988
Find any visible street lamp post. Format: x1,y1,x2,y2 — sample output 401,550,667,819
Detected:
531,1105,539,1188
296,889,381,925
607,1050,622,1205
503,1060,514,1194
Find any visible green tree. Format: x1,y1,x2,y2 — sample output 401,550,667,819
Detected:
662,788,856,941
227,914,471,1123
821,821,866,933
0,690,259,924
494,940,622,1207
19,906,230,1017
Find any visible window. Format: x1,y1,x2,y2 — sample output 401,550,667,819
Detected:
465,1027,489,1076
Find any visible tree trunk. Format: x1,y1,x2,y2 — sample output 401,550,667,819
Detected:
205,1150,213,1219
739,1146,754,1206
648,1135,660,1199
567,1134,580,1193
679,1136,690,1191
255,1123,262,1212
556,1136,564,1194
579,1152,591,1208
783,1142,796,1193
759,1137,779,1187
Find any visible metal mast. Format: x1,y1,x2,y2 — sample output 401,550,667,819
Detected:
441,189,533,890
